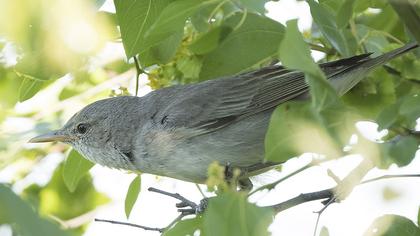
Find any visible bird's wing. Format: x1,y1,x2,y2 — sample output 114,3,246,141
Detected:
157,53,372,135
159,42,418,135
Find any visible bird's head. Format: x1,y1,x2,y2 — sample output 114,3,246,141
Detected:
29,96,142,169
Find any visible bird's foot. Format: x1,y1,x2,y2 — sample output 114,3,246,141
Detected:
148,187,210,215
224,162,254,191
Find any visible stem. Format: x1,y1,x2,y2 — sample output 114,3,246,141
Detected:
361,174,420,185
249,160,317,196
233,10,247,31
208,0,228,22
195,184,207,198
95,218,164,232
308,42,334,54
148,187,197,209
133,56,141,96
268,171,420,214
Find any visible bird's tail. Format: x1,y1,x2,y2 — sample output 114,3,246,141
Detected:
333,42,418,95
362,42,418,69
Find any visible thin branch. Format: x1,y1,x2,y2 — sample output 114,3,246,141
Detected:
313,197,336,236
95,218,164,233
267,188,334,213
268,172,420,214
249,159,317,196
148,187,198,209
195,184,207,198
361,174,420,185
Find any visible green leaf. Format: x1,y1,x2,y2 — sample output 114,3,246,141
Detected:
356,24,389,56
307,0,355,56
114,0,171,58
189,26,233,55
0,184,69,236
379,136,419,168
125,175,141,218
115,0,183,65
354,0,387,13
18,77,44,102
62,149,95,192
176,56,203,79
336,0,355,28
402,57,420,80
238,0,270,14
342,67,396,120
139,30,184,67
163,217,202,236
265,101,343,162
38,164,109,221
279,20,323,77
376,103,400,130
203,192,273,236
279,19,339,110
364,214,420,236
267,19,354,162
141,0,217,55
389,0,420,44
399,93,420,127
200,12,285,80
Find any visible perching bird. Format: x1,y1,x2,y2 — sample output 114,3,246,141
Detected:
30,43,418,186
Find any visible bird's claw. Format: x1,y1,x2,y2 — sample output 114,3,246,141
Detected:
176,197,209,215
148,187,209,215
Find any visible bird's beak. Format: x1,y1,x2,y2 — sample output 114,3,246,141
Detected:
29,130,74,143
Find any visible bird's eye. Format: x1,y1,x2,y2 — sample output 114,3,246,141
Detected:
76,123,88,134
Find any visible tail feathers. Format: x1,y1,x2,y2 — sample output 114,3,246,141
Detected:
332,42,418,95
363,42,419,69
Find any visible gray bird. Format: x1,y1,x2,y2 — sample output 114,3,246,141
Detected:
29,43,418,186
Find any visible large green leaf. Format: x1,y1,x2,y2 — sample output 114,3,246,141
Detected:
125,175,141,219
203,192,273,236
200,12,285,80
0,184,69,236
140,0,217,55
336,0,356,29
114,0,182,66
307,0,356,56
34,164,109,221
279,19,338,108
265,101,345,162
266,19,355,162
62,149,95,193
364,214,420,236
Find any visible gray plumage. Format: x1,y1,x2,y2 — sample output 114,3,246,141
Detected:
30,43,418,183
